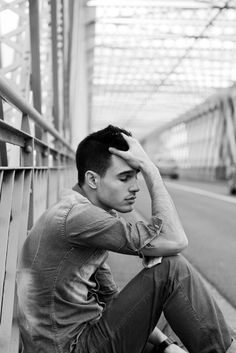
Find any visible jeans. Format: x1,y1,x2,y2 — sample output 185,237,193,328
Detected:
74,255,232,353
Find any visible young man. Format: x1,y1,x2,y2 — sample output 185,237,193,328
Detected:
17,125,235,353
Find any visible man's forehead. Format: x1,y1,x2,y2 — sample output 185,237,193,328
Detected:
109,154,138,174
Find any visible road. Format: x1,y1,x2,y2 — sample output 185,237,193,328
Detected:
134,177,236,309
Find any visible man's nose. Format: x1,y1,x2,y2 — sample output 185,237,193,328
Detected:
129,179,140,193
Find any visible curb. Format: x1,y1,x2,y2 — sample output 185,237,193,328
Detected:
195,270,236,338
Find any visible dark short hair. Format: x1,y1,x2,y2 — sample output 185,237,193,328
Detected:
76,125,132,185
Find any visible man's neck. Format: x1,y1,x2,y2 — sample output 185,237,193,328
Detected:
73,183,101,209
72,183,85,198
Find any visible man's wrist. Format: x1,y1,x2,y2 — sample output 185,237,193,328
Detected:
157,337,178,352
140,160,160,177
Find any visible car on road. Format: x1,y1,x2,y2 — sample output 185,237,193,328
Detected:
155,156,179,179
228,163,236,195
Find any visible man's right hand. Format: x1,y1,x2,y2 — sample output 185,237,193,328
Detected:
109,133,153,172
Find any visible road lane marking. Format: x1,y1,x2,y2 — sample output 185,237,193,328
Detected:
165,181,236,205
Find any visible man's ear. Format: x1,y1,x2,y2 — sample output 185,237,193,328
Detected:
84,170,99,189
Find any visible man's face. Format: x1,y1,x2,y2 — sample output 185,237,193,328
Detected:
95,155,140,213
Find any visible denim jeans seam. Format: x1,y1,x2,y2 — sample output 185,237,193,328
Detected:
173,278,210,329
166,277,216,350
116,291,152,332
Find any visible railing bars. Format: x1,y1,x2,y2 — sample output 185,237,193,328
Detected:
0,76,74,152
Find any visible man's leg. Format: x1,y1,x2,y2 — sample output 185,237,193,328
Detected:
76,255,232,353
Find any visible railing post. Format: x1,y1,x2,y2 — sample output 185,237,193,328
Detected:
29,0,43,140
21,113,34,167
0,98,8,166
51,0,60,132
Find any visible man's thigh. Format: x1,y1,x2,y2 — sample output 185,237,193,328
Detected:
75,255,232,353
75,262,169,353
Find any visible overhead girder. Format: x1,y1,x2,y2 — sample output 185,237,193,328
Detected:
143,85,236,180
69,0,96,146
87,0,236,138
86,0,231,9
220,95,236,164
29,0,42,139
0,0,76,150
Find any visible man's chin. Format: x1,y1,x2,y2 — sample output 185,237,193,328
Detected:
118,205,134,213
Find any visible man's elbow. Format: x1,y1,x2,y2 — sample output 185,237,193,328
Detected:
164,237,188,256
142,235,188,257
177,236,188,252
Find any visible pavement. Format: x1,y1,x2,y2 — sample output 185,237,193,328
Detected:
107,209,236,342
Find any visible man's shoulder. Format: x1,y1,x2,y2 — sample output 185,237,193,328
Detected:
59,188,88,204
35,189,90,227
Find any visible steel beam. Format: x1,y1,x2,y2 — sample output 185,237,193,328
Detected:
0,76,74,152
29,0,43,139
50,0,60,132
0,98,7,166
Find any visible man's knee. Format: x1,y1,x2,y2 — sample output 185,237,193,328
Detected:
158,254,193,279
142,255,193,286
162,254,188,267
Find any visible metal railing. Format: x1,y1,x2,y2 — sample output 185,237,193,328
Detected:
0,77,76,353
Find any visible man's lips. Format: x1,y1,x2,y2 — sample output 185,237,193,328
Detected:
126,196,136,202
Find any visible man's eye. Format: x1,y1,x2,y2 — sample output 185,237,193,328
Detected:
120,177,129,182
119,175,132,182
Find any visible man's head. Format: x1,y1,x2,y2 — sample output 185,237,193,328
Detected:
76,125,131,186
76,125,140,212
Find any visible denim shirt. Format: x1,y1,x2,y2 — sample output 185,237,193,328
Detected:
16,186,163,353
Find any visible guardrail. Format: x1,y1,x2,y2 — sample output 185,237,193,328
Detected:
0,77,76,353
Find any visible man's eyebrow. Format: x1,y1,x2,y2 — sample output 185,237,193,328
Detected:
118,170,139,176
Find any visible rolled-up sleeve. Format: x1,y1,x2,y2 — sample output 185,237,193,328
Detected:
65,202,163,255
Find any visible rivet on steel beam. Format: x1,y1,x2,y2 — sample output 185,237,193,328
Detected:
43,149,49,157
25,144,33,153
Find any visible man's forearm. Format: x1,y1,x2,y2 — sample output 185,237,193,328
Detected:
140,160,188,255
108,134,188,256
139,160,170,216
